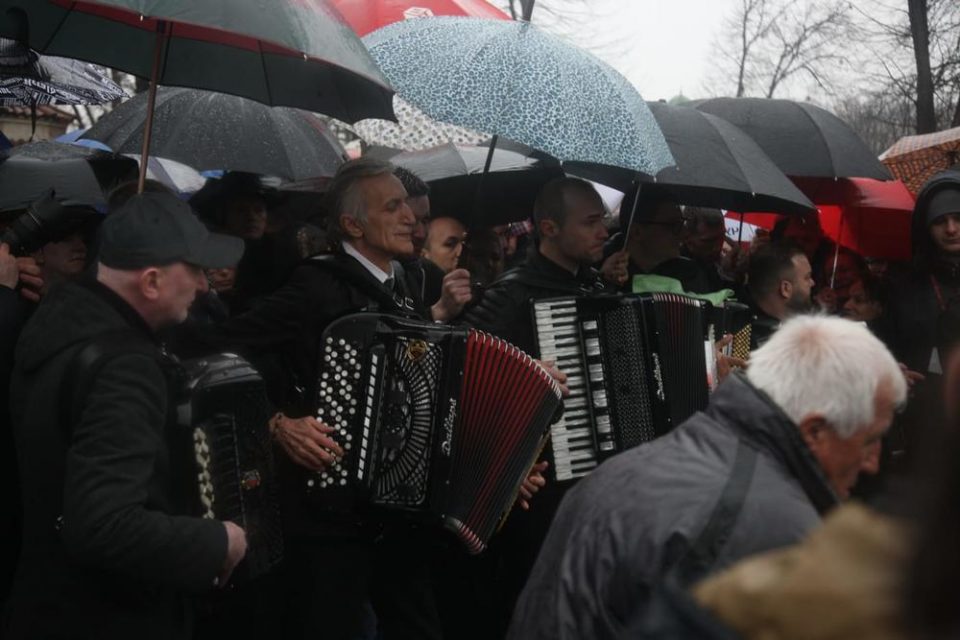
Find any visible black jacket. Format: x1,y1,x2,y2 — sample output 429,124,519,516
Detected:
463,250,610,354
506,373,838,640
5,280,226,640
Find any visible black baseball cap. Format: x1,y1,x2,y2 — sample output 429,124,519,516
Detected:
99,191,244,269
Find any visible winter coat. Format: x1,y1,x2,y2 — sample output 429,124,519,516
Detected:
4,280,226,640
694,503,912,640
506,373,839,640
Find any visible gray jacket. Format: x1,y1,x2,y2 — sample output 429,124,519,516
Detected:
506,373,839,640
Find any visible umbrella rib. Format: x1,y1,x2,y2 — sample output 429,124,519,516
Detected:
258,39,274,107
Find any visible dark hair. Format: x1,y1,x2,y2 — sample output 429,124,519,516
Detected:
747,241,806,301
533,177,602,229
856,272,888,308
394,166,429,198
684,206,724,231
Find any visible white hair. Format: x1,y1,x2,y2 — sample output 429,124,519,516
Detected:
746,315,907,438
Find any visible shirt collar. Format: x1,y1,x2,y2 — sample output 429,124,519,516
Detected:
341,241,394,284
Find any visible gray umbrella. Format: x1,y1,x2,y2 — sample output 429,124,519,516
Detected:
567,102,816,216
0,154,128,211
83,87,348,181
693,97,891,180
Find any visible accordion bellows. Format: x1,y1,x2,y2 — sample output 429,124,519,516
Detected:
307,314,563,553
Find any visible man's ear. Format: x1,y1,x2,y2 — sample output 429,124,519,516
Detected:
140,267,162,301
797,414,829,451
778,278,793,302
538,218,559,240
340,215,364,240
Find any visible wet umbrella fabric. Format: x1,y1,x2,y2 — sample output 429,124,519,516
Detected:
331,0,509,36
83,87,348,181
567,102,815,216
352,95,488,151
0,154,131,211
880,126,960,195
0,0,394,122
363,17,673,176
390,142,562,226
0,37,124,106
694,97,891,180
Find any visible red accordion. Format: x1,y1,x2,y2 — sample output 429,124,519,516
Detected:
305,313,562,553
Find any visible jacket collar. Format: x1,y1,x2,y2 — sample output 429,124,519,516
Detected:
526,250,608,291
80,278,158,344
706,372,839,515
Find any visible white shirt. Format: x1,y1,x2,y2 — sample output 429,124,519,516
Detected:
341,241,393,284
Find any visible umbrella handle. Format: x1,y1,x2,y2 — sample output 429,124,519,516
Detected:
472,135,499,222
138,23,168,194
620,179,643,252
829,209,845,289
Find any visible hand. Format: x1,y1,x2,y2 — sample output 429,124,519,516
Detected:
600,249,629,287
217,521,248,587
431,268,473,322
272,414,344,471
899,362,925,390
0,243,18,290
15,256,43,303
714,334,747,383
517,460,549,511
537,359,569,397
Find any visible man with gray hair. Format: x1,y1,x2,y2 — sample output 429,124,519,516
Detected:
507,315,907,640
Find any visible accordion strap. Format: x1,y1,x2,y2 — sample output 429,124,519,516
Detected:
58,331,160,439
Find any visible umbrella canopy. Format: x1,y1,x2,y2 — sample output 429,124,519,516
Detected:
0,154,125,211
880,126,960,195
390,142,562,226
694,97,891,180
0,37,124,106
567,102,815,216
352,95,488,151
731,178,915,261
0,0,394,122
363,17,673,176
83,87,349,181
332,0,509,36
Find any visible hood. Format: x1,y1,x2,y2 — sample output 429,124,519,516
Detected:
15,280,140,374
913,169,960,263
706,372,839,515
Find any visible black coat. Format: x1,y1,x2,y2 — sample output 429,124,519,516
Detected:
5,280,227,640
463,250,610,355
506,373,838,640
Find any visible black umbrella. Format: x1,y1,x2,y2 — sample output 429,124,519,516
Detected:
82,87,348,181
692,97,891,180
391,142,562,226
0,37,124,107
566,102,816,216
0,151,136,212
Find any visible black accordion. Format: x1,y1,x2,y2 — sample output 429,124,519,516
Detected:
175,354,283,585
305,313,563,553
533,293,724,482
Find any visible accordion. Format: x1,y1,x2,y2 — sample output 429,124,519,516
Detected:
305,313,562,553
534,293,732,482
175,354,284,585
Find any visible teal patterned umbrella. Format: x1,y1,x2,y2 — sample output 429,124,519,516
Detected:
363,17,673,176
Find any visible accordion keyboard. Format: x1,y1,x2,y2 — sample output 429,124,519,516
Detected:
534,299,599,481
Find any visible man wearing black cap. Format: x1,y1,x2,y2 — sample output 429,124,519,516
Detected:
4,192,247,640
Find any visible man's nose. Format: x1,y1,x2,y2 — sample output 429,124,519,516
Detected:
197,273,210,294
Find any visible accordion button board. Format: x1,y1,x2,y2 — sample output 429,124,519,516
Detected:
533,293,716,483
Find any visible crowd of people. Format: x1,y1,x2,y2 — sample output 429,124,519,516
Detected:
1,147,959,640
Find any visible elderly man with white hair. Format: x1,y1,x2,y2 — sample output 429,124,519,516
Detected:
506,315,907,640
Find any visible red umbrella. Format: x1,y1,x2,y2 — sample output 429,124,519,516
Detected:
728,178,916,261
331,0,510,35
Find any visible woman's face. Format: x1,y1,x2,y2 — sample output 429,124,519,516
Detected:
842,279,882,323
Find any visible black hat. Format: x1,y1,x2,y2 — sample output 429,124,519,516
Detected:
924,186,960,227
99,192,244,269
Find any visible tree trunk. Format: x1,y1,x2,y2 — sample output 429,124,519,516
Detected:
908,0,937,133
952,84,960,127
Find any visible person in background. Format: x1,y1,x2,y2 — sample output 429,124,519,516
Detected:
843,273,887,326
422,215,467,274
745,242,815,348
814,247,865,314
682,206,732,291
394,166,445,306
